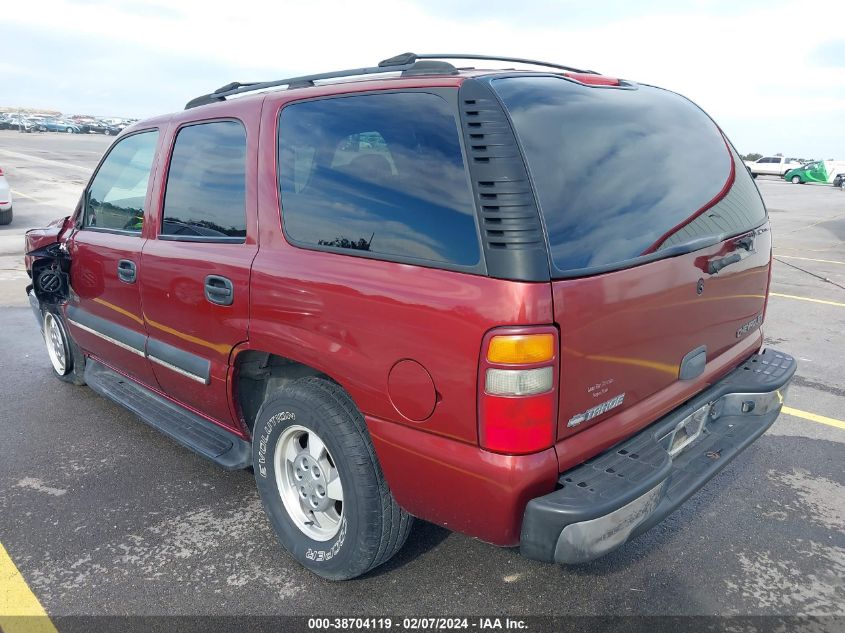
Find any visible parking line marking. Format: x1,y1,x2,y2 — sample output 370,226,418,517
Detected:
0,149,91,174
784,212,845,233
783,406,845,431
9,190,43,203
770,292,845,308
0,542,57,633
775,255,845,266
776,240,845,253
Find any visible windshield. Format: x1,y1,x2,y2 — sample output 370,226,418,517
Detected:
492,76,767,275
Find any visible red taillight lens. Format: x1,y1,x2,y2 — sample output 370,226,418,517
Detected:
479,392,556,454
0,167,4,176
478,327,558,455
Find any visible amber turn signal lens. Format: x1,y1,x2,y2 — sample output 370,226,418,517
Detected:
487,334,555,364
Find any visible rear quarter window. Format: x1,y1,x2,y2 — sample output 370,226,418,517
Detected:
277,92,480,268
492,76,767,276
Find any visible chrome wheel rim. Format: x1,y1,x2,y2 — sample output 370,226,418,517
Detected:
44,313,69,375
274,424,344,541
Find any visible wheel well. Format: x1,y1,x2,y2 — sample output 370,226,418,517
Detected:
234,351,327,433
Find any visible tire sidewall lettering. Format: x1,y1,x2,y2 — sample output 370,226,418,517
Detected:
254,399,356,571
305,517,347,562
257,411,295,478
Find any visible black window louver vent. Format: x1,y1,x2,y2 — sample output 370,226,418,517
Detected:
457,80,549,281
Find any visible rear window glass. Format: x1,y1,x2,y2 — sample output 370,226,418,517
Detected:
492,76,766,275
278,92,480,267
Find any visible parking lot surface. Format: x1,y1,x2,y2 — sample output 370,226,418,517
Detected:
0,131,843,622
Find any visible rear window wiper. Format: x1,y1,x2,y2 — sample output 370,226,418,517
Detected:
656,234,724,258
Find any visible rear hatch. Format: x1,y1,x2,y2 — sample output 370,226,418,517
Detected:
493,75,770,441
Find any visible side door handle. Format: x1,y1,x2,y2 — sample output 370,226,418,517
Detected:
204,275,234,306
117,259,137,283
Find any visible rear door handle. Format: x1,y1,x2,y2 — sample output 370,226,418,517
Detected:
117,259,137,283
708,252,742,275
204,275,234,306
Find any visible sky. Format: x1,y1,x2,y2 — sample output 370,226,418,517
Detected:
2,0,843,158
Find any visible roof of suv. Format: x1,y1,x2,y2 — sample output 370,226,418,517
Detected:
181,53,620,110
124,54,621,133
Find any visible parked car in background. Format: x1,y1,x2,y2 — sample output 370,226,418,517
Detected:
834,173,845,189
24,52,795,581
0,167,12,225
784,160,845,185
744,155,801,177
3,116,38,133
38,119,81,133
100,117,135,131
78,120,120,135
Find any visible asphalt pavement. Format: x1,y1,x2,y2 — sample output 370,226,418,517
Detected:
0,130,842,623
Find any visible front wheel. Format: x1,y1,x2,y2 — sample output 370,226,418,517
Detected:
42,309,86,385
791,176,801,184
253,377,412,580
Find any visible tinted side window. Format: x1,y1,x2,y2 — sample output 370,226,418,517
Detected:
161,120,246,240
278,92,480,267
85,130,158,233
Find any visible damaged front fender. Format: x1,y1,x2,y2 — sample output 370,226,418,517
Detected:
25,216,75,307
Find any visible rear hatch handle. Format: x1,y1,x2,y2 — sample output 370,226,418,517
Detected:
707,234,756,275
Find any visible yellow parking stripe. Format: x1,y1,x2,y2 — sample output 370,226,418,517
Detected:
783,406,845,431
9,190,43,203
775,255,845,266
0,542,57,633
770,292,845,308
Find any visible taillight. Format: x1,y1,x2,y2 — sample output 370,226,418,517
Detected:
478,327,558,455
0,167,4,176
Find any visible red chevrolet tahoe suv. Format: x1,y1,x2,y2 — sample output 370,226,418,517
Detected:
24,53,795,580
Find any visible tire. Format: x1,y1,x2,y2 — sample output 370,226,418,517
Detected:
41,308,86,385
0,207,11,225
253,377,412,580
66,127,73,133
791,176,801,184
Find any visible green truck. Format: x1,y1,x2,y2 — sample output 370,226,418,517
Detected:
784,160,845,185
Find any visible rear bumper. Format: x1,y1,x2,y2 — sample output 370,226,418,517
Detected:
520,347,796,564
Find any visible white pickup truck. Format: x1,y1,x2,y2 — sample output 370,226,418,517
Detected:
744,155,802,178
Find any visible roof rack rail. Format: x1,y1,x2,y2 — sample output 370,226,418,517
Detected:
184,53,598,109
408,53,597,75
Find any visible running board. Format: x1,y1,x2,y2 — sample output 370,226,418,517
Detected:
84,359,251,470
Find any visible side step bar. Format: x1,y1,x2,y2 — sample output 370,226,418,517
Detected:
85,359,251,470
